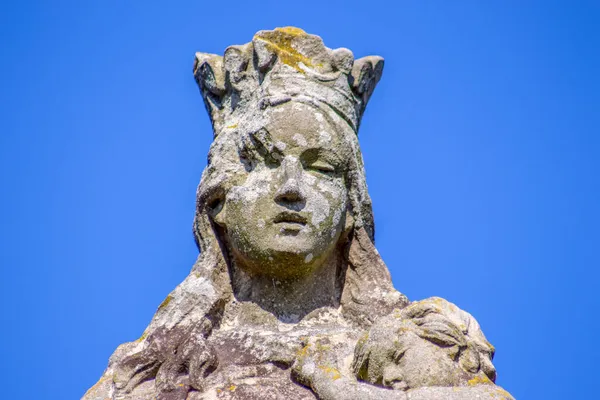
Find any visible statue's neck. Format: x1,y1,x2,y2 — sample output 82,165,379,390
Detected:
229,252,342,323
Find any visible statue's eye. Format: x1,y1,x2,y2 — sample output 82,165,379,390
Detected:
308,161,336,175
300,148,341,177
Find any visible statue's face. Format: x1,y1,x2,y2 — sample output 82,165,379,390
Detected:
378,330,469,390
216,102,351,278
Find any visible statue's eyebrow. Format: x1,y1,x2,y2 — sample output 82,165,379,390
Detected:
320,148,343,165
301,147,344,171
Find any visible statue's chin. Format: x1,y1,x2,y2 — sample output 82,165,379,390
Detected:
230,240,333,280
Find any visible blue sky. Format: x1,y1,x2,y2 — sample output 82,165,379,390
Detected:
1,1,599,399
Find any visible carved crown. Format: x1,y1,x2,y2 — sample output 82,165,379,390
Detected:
193,27,384,136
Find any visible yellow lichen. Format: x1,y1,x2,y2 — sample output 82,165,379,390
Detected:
318,365,342,380
228,384,237,392
431,297,446,310
158,295,173,310
313,340,331,352
226,123,238,129
277,26,307,36
357,332,369,346
467,375,492,386
134,332,147,343
253,27,313,73
495,387,514,399
297,343,311,357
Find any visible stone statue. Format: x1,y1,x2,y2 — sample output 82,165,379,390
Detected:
83,27,514,400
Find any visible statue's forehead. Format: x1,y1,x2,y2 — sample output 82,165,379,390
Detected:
265,102,326,126
263,102,348,149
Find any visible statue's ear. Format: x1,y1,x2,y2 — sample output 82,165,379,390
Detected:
207,196,227,229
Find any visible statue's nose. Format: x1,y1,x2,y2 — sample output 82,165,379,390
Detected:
275,156,306,208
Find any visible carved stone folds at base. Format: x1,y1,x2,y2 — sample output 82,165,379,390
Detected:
83,27,514,400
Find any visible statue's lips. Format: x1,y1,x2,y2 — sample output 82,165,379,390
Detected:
273,212,307,226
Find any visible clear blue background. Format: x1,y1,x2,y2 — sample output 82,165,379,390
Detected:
1,1,598,399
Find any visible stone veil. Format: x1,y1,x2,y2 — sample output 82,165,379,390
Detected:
83,28,514,400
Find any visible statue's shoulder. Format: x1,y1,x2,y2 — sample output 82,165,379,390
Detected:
406,385,514,400
82,271,227,400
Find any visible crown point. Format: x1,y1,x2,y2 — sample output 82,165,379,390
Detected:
275,26,307,36
253,28,314,73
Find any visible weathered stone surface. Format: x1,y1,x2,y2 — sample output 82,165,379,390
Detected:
83,27,513,400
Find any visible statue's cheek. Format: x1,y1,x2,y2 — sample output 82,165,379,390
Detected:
226,180,271,211
318,183,347,224
221,186,259,230
304,189,331,228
